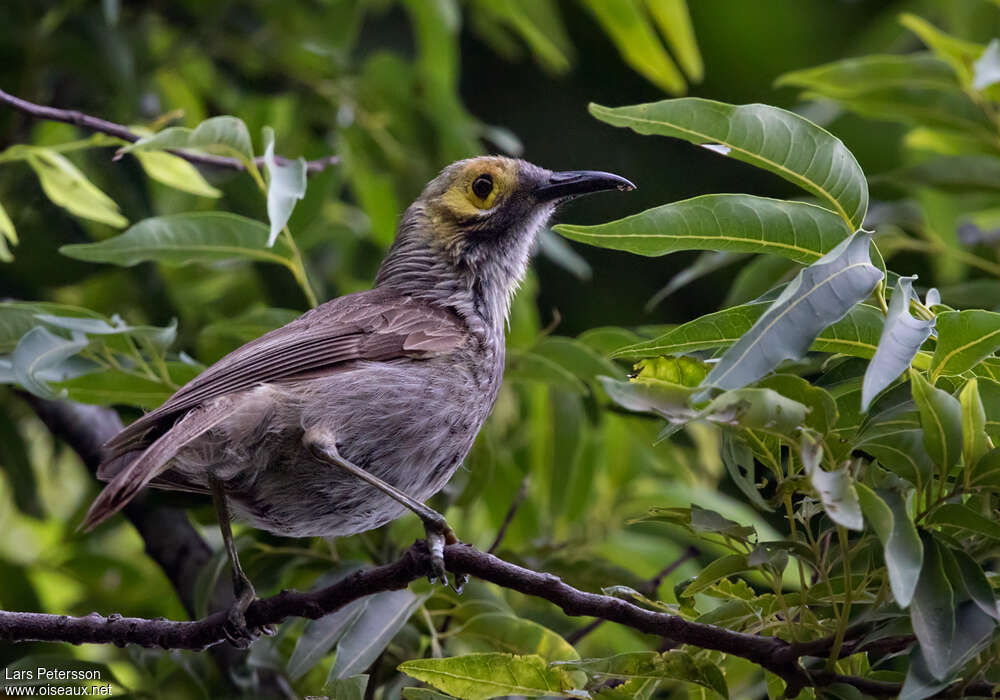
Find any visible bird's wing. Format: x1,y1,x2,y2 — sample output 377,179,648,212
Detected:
104,288,469,458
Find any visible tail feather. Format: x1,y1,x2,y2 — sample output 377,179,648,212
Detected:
82,407,227,531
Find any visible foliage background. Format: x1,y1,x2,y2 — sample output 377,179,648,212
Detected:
3,1,1000,699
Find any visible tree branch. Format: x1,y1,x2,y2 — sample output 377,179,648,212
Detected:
1,538,992,699
0,87,338,175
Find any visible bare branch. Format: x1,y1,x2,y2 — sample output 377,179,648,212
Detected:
1,538,992,698
0,87,338,175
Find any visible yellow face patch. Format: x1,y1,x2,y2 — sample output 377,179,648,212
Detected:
439,159,516,218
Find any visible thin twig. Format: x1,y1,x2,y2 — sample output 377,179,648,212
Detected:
0,87,338,175
488,475,529,554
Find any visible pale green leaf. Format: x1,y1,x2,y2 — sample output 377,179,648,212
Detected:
0,200,16,262
11,326,89,399
262,126,306,247
122,115,254,165
589,99,868,228
556,650,726,698
856,482,923,607
899,13,981,86
330,590,426,680
450,613,579,662
959,379,990,468
132,150,222,197
911,372,962,472
910,534,955,680
645,0,703,81
26,149,127,228
931,310,1000,378
776,53,958,97
702,231,883,391
973,38,1000,91
397,653,576,699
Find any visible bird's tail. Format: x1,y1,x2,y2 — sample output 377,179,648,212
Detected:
82,407,226,531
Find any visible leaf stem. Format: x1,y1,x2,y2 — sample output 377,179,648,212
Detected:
826,526,853,668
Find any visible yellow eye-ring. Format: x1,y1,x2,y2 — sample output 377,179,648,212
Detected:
469,173,497,208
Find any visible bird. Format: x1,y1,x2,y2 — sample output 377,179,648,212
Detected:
82,156,635,645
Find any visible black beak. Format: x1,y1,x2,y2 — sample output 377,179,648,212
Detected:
534,170,636,202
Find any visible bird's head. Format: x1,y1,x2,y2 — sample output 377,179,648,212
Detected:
376,156,634,326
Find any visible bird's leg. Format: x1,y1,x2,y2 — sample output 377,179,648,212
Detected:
209,476,271,647
304,431,467,591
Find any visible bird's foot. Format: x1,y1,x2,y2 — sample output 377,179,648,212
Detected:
422,512,468,593
222,577,274,648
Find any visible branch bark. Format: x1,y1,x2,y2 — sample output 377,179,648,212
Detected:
0,88,338,175
1,535,993,699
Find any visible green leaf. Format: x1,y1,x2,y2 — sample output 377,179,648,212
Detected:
397,653,576,699
862,276,935,412
724,255,798,307
323,675,369,700
26,149,127,227
402,689,455,700
507,350,589,395
758,374,838,435
882,155,1000,194
910,372,962,472
599,375,698,422
702,232,883,391
645,0,703,81
330,589,426,680
451,613,579,662
927,503,1000,542
645,251,745,310
554,194,851,263
288,598,367,680
580,0,685,94
0,416,43,517
776,53,958,97
899,13,980,86
36,314,176,354
132,150,222,197
682,553,751,597
633,355,708,386
262,126,306,246
556,650,726,698
0,200,16,261
11,326,89,399
122,115,255,165
198,306,301,361
59,212,295,268
854,411,933,487
950,549,1000,621
802,441,863,531
722,433,772,512
910,534,955,681
856,482,923,607
959,379,990,468
702,388,809,440
931,310,1000,378
589,99,868,228
614,302,888,363
52,369,176,409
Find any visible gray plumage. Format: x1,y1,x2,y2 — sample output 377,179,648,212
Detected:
83,156,633,540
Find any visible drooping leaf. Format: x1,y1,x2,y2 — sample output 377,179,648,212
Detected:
854,410,933,488
36,314,177,354
554,194,851,263
330,589,426,680
262,126,307,246
701,388,809,440
910,534,955,681
60,212,295,268
862,276,935,412
589,99,868,228
132,150,222,198
910,372,962,472
724,255,798,307
950,549,1000,621
397,653,576,699
644,251,746,310
0,302,105,353
288,597,368,680
26,149,127,227
536,228,592,280
856,482,923,607
599,375,698,423
722,432,772,512
802,441,863,531
579,0,686,94
959,379,991,468
931,310,1000,378
758,374,838,435
645,0,703,82
122,115,255,165
899,13,980,86
702,232,883,391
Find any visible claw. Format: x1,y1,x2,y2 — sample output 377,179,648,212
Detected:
222,575,267,648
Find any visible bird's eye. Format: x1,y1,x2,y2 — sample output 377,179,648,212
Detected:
471,174,494,200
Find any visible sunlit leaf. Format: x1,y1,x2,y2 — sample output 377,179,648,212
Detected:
959,379,991,468
899,13,980,86
555,195,851,264
262,126,307,247
645,0,703,82
397,653,576,699
580,0,685,94
862,276,935,412
556,650,726,698
0,200,16,262
122,115,255,165
60,212,295,268
450,613,579,662
776,53,958,97
589,99,868,228
702,232,883,391
132,150,222,198
26,149,127,227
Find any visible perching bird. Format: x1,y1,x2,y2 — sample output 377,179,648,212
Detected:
83,156,634,645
